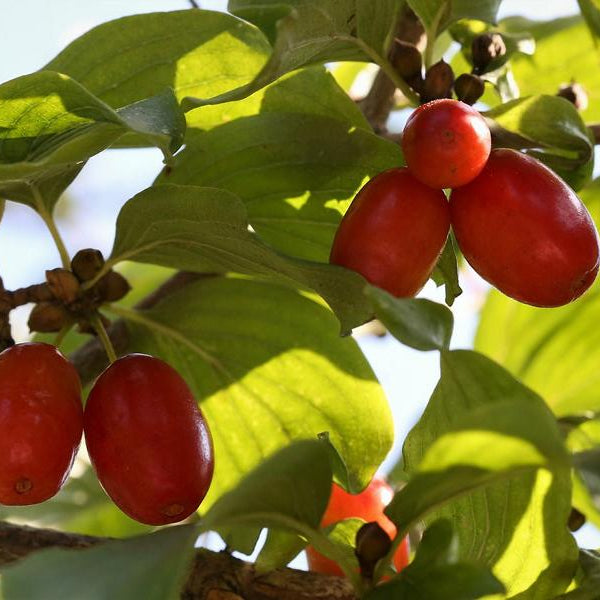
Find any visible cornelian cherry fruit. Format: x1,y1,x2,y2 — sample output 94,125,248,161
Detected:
402,99,491,189
330,168,450,297
0,343,83,505
306,479,410,577
450,149,600,307
84,354,214,525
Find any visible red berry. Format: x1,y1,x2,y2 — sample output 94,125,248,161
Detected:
330,168,450,297
0,343,83,505
84,354,214,525
450,148,600,307
306,479,410,577
402,99,491,189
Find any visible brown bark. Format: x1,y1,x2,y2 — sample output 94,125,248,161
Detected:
0,521,356,600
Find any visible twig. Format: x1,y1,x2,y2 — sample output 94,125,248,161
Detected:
0,521,357,600
188,0,200,7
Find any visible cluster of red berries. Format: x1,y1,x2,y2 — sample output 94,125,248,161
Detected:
0,343,214,526
331,99,600,307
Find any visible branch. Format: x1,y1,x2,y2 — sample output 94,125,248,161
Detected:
358,6,425,132
69,271,207,386
0,521,356,600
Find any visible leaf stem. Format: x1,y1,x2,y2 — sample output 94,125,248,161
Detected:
90,312,117,363
53,323,72,347
424,5,445,69
31,185,70,269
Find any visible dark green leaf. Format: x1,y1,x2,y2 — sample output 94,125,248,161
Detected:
46,9,270,118
485,95,594,190
367,520,504,600
555,550,600,599
186,0,401,108
402,350,577,598
162,68,399,263
574,450,600,504
107,184,375,333
366,286,454,351
0,526,197,600
430,237,462,306
113,276,392,508
202,440,330,533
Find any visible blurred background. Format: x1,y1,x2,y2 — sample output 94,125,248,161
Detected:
2,0,599,559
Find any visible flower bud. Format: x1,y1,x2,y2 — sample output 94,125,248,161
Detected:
421,60,454,103
454,73,485,105
557,82,588,111
355,521,392,579
471,32,506,74
95,271,131,303
28,302,69,333
71,249,105,282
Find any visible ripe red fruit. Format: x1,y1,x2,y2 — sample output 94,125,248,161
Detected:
402,99,491,189
330,168,450,297
84,354,214,525
0,343,83,505
306,479,410,577
450,148,600,307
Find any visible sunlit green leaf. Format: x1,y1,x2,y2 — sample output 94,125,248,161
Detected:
402,350,577,598
188,0,401,108
46,10,270,117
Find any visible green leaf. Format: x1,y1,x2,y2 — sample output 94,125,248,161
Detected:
406,0,501,38
387,400,569,533
46,9,270,118
366,286,454,351
112,276,392,508
555,550,600,599
0,72,184,210
578,0,600,46
107,184,375,333
485,95,594,190
402,350,577,598
255,529,307,572
505,16,600,123
0,526,197,600
366,520,504,600
161,67,400,263
187,0,401,108
430,237,463,306
202,440,330,532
